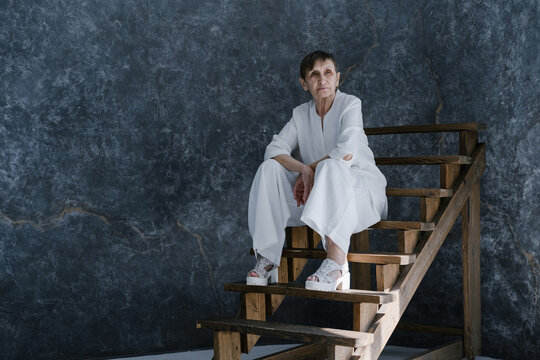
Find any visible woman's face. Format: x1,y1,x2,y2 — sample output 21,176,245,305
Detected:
299,59,340,102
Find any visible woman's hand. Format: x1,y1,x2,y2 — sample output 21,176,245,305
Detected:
293,165,314,206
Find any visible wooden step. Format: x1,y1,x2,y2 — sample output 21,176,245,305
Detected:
197,318,374,347
375,155,471,165
370,221,435,231
386,188,454,198
281,248,416,265
365,122,485,135
225,282,396,304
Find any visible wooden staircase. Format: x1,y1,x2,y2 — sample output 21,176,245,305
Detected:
197,123,486,360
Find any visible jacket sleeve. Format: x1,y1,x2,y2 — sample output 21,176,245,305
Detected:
264,117,299,160
328,99,372,168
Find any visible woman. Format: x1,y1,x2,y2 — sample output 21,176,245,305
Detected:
247,50,387,292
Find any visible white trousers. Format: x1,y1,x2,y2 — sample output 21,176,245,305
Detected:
248,158,385,266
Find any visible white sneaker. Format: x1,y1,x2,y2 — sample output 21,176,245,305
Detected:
305,258,350,292
246,255,278,286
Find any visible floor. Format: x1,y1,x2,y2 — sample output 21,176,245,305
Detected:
108,344,500,360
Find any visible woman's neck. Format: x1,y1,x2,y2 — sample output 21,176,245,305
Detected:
315,92,337,118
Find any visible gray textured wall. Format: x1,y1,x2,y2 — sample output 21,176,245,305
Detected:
0,1,538,359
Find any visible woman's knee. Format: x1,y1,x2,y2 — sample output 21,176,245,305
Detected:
315,158,342,172
258,159,286,177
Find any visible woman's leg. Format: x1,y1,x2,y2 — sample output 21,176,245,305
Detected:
306,236,346,281
301,158,359,256
248,159,301,269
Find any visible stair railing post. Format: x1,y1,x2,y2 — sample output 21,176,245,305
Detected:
460,130,482,359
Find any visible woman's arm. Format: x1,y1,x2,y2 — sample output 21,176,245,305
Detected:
272,154,314,206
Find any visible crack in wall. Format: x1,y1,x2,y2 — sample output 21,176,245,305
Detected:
0,206,150,239
0,206,171,256
424,53,448,155
176,220,225,315
424,54,443,125
482,201,540,307
339,0,379,87
0,207,112,231
418,5,448,154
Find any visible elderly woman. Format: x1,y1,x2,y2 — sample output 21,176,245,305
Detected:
247,50,387,292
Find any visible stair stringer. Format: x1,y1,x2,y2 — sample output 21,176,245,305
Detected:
353,143,486,360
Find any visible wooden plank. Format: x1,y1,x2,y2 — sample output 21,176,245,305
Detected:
241,293,266,353
396,322,464,336
350,231,370,289
309,227,322,249
398,230,420,254
420,198,440,222
376,264,400,292
214,331,241,360
462,182,482,359
357,143,486,360
267,255,289,316
404,339,463,360
349,252,415,265
254,342,326,360
364,122,485,135
327,344,354,360
440,164,460,189
290,226,309,281
386,188,454,198
225,282,396,304
281,248,415,265
460,124,482,360
370,221,434,231
353,303,378,332
198,318,374,348
460,130,479,156
376,155,471,166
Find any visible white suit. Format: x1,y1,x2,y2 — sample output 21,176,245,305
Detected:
249,91,387,266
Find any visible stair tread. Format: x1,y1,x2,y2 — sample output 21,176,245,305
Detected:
370,220,435,231
365,122,485,135
282,248,416,265
197,318,373,347
386,188,454,198
375,155,471,165
225,282,396,304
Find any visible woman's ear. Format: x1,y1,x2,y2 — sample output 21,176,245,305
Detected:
299,78,308,91
336,72,341,87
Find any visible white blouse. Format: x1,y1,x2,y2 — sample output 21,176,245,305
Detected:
264,90,387,188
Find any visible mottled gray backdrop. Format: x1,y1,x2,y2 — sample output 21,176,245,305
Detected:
0,1,538,359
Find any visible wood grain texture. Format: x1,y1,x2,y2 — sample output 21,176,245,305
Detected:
350,231,370,290
353,303,378,332
386,188,454,198
281,248,416,265
398,231,420,254
462,182,482,359
376,264,400,292
376,155,471,165
198,318,374,347
370,221,435,231
420,198,440,222
364,123,485,135
440,164,461,189
214,331,241,360
356,143,486,360
241,293,265,353
225,282,396,304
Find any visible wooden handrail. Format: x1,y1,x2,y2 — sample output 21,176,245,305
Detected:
365,122,486,135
